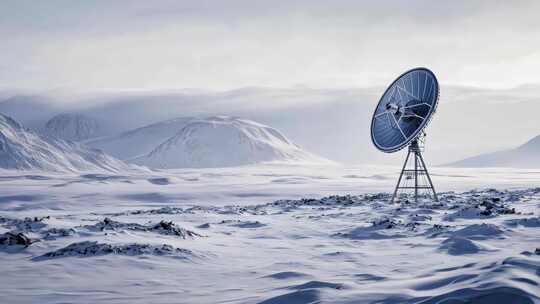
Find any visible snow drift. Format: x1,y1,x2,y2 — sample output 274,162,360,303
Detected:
132,116,330,168
448,134,540,168
0,113,128,172
45,113,101,141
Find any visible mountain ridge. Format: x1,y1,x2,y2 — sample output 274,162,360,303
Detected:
86,117,194,160
45,113,101,141
131,116,331,168
0,113,130,172
447,134,540,168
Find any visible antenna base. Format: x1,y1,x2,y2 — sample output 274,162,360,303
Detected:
391,140,438,203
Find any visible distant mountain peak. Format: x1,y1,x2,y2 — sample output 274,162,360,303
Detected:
132,116,330,169
86,117,194,160
0,113,128,172
447,133,540,168
518,134,540,152
45,113,100,141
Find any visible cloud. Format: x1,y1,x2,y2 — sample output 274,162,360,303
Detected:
2,1,540,91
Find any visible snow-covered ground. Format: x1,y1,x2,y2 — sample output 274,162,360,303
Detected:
1,164,539,303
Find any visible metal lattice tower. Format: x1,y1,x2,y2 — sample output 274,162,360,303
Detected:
391,138,438,203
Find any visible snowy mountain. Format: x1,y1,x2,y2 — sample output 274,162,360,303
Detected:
0,113,129,172
86,117,193,160
447,134,540,168
132,116,330,168
0,95,62,130
45,113,101,141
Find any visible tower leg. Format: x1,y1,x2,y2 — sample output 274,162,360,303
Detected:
414,150,418,202
391,148,411,203
417,151,438,202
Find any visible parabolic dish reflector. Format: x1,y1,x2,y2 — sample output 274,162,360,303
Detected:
371,67,439,153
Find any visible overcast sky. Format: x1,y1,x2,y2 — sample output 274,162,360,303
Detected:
2,0,540,92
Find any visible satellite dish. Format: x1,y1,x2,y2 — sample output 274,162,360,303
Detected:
371,67,439,202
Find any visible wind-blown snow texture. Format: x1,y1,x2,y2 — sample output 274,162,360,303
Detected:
0,113,128,172
132,116,330,168
0,165,539,303
45,113,101,141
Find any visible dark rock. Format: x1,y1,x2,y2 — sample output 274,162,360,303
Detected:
0,216,48,232
34,241,194,260
82,219,202,239
151,221,203,238
196,223,210,229
42,228,77,240
0,232,37,247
